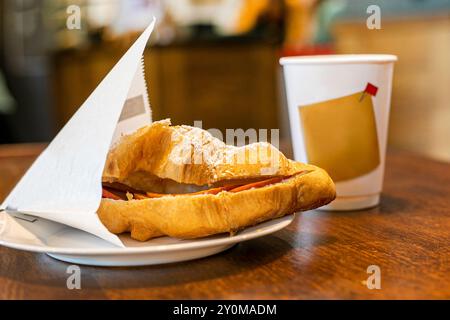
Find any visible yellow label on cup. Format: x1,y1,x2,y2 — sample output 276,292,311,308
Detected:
299,91,380,182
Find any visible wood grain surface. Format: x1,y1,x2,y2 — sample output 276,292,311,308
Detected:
0,144,449,299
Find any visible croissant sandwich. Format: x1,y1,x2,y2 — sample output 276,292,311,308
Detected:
98,119,335,241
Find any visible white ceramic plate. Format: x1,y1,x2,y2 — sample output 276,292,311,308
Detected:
0,211,294,266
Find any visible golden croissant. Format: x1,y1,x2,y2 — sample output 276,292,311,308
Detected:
98,119,335,241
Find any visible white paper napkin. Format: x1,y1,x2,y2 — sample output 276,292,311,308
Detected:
0,18,157,248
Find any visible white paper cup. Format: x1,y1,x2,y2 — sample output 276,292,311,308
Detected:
280,54,397,211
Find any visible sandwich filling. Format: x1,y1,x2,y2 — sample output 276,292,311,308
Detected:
102,171,309,201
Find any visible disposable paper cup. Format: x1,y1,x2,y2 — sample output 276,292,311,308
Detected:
280,54,397,211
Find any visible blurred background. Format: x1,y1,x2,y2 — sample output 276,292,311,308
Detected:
0,0,449,162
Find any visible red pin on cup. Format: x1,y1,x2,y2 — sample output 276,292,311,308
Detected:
359,82,378,102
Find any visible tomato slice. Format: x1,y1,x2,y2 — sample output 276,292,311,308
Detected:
228,177,284,193
102,188,123,200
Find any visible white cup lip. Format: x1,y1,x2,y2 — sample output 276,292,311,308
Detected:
280,54,398,65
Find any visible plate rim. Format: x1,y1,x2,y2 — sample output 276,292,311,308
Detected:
0,214,295,256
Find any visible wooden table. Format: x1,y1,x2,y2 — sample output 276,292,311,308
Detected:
1,144,449,299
